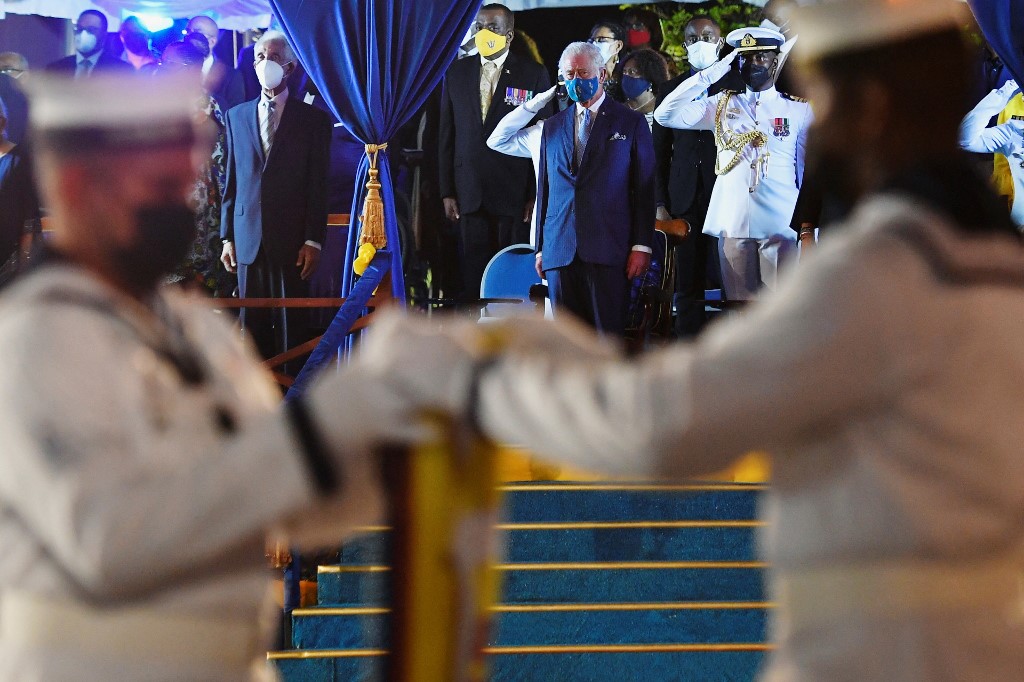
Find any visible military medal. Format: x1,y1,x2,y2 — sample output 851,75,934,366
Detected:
504,87,534,106
772,118,791,138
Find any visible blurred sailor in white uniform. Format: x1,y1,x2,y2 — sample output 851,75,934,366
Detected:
654,26,812,300
0,73,405,681
358,0,1024,679
959,78,1024,228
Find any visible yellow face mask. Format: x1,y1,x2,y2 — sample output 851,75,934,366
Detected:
475,29,508,58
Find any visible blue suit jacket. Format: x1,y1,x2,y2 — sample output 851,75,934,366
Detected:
536,96,656,270
221,97,331,267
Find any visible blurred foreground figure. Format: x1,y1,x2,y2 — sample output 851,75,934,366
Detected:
0,74,397,681
361,1,1024,679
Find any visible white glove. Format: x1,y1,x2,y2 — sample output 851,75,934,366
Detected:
997,79,1020,100
482,314,618,364
353,311,619,418
704,49,738,82
356,311,487,416
524,85,558,114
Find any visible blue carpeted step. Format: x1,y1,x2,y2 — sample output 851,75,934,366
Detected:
501,484,762,523
292,603,770,650
316,562,766,607
271,647,767,682
278,483,769,682
340,523,759,565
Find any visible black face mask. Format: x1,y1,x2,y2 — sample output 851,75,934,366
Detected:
115,203,196,292
122,32,151,57
741,62,773,90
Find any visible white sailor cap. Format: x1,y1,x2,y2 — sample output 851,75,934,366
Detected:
791,0,969,64
24,72,202,155
726,27,786,53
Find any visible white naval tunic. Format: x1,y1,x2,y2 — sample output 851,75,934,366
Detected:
0,263,383,681
472,194,1024,680
959,82,1024,226
654,63,812,241
487,104,545,245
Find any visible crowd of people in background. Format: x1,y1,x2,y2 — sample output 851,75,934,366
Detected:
1,0,1023,347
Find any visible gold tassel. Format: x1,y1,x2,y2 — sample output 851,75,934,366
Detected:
359,143,389,250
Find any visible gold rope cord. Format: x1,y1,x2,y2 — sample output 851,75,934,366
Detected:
714,93,767,177
359,143,389,249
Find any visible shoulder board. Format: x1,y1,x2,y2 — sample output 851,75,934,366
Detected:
780,92,809,103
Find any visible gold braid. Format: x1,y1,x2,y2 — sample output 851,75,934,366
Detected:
714,93,767,177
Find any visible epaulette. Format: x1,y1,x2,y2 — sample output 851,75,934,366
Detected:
780,92,809,103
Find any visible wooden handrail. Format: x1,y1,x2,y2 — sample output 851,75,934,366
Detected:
210,295,386,309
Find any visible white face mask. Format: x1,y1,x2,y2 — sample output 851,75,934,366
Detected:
686,40,721,71
74,30,98,56
593,40,619,65
255,58,289,91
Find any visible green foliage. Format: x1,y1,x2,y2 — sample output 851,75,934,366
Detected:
624,1,764,72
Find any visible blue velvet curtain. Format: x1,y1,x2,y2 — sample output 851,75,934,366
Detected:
968,0,1024,88
270,0,483,303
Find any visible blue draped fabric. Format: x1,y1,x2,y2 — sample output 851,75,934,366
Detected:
270,0,483,304
968,0,1024,88
285,253,391,401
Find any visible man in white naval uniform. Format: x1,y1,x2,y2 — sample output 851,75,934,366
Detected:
355,0,1024,679
486,84,558,244
654,26,811,300
0,74,405,681
960,78,1024,228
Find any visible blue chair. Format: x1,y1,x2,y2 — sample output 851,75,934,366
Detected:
479,243,545,319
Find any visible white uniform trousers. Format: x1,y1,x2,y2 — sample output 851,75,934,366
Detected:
718,236,798,300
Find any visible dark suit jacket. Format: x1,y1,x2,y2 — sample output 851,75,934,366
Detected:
536,96,655,270
0,74,28,145
652,70,741,223
220,97,332,267
438,52,553,217
206,58,247,111
45,50,132,75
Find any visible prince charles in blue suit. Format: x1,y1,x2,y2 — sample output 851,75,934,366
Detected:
535,42,656,337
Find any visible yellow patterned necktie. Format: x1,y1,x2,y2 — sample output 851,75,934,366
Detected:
480,61,499,122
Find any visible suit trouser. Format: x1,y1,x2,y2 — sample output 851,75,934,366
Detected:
673,229,720,338
546,257,629,337
718,236,798,301
238,247,308,369
459,211,527,299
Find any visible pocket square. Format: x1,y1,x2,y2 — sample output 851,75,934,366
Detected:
609,132,628,141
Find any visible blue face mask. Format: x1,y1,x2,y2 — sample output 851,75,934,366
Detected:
566,76,600,103
620,75,651,101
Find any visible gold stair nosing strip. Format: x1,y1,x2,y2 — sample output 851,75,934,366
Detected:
350,520,766,532
268,649,387,660
268,643,774,660
319,560,768,574
499,484,767,492
292,602,777,617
